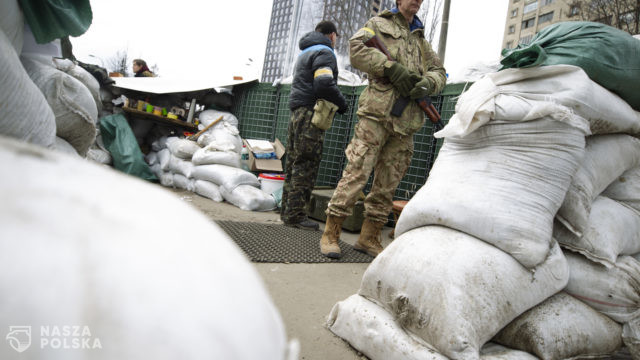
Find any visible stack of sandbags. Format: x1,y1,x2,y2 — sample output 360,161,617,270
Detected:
0,136,298,360
147,136,200,191
329,65,639,359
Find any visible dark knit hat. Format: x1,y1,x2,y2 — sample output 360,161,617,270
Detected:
315,20,339,37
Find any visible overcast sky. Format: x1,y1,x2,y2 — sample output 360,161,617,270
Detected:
71,0,508,82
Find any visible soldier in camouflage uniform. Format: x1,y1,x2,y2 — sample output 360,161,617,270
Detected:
320,0,446,258
281,21,348,230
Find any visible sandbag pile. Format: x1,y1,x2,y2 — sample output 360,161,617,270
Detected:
0,136,297,360
145,117,276,211
328,64,640,360
0,8,110,163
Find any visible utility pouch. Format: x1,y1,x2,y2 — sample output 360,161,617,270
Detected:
311,99,339,130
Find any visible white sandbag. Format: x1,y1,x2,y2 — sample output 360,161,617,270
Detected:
173,173,195,192
53,136,80,158
145,151,158,166
565,251,640,324
87,145,112,165
0,0,24,52
358,226,569,360
327,294,538,360
53,57,102,115
151,136,169,151
395,117,586,268
220,184,276,211
159,171,174,187
199,109,239,128
192,145,241,167
192,164,260,191
624,317,640,360
20,53,98,156
557,134,640,237
166,137,201,160
0,136,292,360
149,163,162,177
168,153,195,178
494,292,623,360
158,148,171,171
555,196,640,267
437,65,640,139
0,30,55,148
194,180,223,202
196,122,243,153
603,167,640,213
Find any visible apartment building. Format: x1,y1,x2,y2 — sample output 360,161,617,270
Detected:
502,0,575,50
261,0,394,83
503,0,639,50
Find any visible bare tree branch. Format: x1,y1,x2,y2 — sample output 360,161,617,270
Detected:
567,0,639,34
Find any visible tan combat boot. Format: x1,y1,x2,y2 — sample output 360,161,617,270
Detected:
320,215,345,259
354,218,384,257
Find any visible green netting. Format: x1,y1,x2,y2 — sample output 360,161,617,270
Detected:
231,82,466,201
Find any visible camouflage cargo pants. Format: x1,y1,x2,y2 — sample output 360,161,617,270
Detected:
326,117,413,223
280,107,325,224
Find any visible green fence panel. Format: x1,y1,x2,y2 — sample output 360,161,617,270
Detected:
231,81,468,202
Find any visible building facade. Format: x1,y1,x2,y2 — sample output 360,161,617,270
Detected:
503,0,640,50
261,0,394,83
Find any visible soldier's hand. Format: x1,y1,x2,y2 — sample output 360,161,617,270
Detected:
409,77,433,99
384,62,413,97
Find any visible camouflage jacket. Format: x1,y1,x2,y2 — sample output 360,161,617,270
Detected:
349,10,446,135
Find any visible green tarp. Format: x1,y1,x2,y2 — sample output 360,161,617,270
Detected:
501,21,640,110
100,114,157,182
18,0,92,44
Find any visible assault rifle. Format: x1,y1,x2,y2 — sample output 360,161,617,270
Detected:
364,35,444,130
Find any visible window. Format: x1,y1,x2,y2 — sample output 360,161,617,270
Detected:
509,25,516,33
522,17,536,29
538,11,553,23
511,8,518,17
619,11,635,25
523,1,538,14
519,34,534,45
543,0,555,5
569,5,579,16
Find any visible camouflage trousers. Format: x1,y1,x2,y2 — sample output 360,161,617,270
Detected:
326,117,413,224
280,107,325,224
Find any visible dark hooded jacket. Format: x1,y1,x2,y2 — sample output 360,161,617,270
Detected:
289,31,348,113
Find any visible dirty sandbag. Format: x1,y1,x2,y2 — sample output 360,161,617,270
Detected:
99,113,157,182
500,21,640,110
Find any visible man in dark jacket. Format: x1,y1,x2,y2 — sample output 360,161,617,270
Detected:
281,20,348,230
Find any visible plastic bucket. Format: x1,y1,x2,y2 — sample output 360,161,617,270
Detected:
258,173,285,195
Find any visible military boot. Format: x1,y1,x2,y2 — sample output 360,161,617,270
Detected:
354,218,384,257
320,215,345,259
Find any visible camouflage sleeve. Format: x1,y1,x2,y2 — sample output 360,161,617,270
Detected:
348,20,390,78
421,40,447,95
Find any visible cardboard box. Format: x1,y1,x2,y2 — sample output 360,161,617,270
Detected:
243,138,285,172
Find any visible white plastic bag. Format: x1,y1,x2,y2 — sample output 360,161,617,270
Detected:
557,134,640,237
437,65,640,139
194,180,223,202
603,166,640,213
0,31,55,148
20,53,97,156
494,292,623,360
0,136,292,360
220,184,276,211
192,145,241,168
396,117,586,268
158,148,171,171
192,164,259,191
166,137,201,160
554,196,640,267
359,225,569,359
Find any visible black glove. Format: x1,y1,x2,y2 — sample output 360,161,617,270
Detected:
338,104,348,115
384,62,414,97
409,77,433,99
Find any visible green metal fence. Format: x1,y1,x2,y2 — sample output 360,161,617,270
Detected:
231,81,469,202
